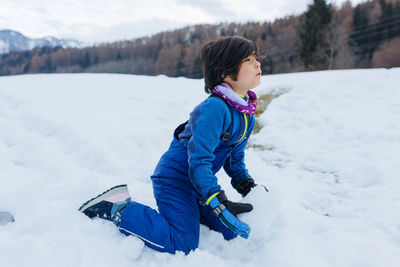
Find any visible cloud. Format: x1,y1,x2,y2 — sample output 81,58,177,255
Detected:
0,0,366,43
175,0,235,17
81,19,193,44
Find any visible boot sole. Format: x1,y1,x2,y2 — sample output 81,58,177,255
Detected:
79,184,129,213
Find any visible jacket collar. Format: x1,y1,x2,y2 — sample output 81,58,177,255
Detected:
213,83,258,115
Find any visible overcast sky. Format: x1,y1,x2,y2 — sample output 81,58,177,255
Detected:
0,0,365,44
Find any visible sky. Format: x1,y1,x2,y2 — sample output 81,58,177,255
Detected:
0,0,366,44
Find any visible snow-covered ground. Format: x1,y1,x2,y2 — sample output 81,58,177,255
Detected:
0,69,399,267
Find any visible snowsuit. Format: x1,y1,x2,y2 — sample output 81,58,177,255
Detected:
118,94,255,254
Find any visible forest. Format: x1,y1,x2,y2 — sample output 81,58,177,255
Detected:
0,0,399,77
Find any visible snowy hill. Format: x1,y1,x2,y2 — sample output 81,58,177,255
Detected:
0,29,82,54
0,69,399,267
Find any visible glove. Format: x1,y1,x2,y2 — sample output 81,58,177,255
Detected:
206,191,253,239
236,177,256,197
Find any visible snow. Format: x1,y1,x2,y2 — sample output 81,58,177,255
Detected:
0,39,10,54
1,69,400,266
0,211,14,225
0,29,82,54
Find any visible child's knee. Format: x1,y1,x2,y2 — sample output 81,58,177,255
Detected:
174,230,199,254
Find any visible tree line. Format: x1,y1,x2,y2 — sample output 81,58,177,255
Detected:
0,0,399,77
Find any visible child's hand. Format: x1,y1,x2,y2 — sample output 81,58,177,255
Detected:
206,191,253,239
236,177,256,197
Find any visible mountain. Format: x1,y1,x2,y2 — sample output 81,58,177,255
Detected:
0,29,82,54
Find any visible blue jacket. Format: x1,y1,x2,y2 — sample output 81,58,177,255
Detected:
152,95,255,201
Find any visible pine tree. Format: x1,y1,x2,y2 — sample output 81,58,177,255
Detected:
81,51,91,69
351,0,400,63
299,0,332,68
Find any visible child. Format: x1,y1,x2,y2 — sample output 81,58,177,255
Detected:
79,36,262,255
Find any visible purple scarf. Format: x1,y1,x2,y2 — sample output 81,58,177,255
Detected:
213,83,258,115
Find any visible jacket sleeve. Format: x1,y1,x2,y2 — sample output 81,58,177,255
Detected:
187,97,231,201
223,115,255,189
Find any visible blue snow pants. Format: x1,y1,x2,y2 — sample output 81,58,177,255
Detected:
118,175,237,254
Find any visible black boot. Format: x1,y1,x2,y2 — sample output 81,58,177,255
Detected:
79,184,131,226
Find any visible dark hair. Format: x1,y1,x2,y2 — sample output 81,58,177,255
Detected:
200,36,258,94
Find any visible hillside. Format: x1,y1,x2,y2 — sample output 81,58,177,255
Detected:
1,69,399,266
1,0,399,77
0,29,82,54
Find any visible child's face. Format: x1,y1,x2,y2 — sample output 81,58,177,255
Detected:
224,52,261,95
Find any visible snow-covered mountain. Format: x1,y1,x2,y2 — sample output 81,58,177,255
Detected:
0,29,82,54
